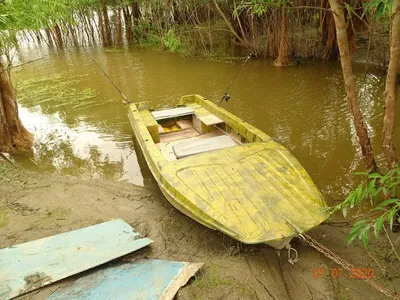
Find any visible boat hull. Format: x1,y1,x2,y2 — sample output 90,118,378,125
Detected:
128,95,328,249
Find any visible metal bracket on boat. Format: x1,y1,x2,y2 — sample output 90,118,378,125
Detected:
286,244,299,265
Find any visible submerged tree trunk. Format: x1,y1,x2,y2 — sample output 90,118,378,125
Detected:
132,1,141,25
44,28,54,48
323,11,339,59
102,6,112,46
68,25,79,48
0,61,33,154
123,6,133,43
328,0,378,173
275,13,289,67
53,24,64,49
382,0,400,168
98,9,107,47
115,8,123,46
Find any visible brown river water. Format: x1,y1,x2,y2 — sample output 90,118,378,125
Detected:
11,43,397,205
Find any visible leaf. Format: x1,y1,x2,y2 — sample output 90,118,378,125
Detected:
347,228,359,245
361,228,370,250
367,179,376,193
371,206,385,212
374,216,384,237
368,173,381,178
388,208,397,231
355,172,369,176
348,220,366,244
342,206,348,218
377,198,399,209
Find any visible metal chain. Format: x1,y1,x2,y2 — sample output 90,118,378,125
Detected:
297,232,400,300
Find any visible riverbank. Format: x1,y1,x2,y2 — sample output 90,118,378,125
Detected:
1,165,399,299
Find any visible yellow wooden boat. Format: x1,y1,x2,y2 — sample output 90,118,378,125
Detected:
128,94,328,249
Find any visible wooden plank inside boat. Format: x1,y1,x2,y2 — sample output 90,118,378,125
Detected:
173,135,237,159
151,107,194,120
159,128,200,143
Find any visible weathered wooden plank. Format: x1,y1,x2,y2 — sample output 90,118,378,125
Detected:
0,219,153,300
159,128,200,143
197,114,224,126
47,260,203,300
151,107,194,120
176,119,193,129
173,135,237,159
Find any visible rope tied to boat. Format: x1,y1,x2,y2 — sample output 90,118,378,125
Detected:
286,244,299,265
82,46,132,105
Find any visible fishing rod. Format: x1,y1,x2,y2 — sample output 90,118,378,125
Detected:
82,46,131,105
218,52,253,107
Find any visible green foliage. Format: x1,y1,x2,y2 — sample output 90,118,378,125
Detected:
362,0,396,20
133,20,160,46
331,168,400,249
163,29,182,52
235,0,294,17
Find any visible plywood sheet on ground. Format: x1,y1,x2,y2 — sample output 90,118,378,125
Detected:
0,219,153,299
47,260,203,300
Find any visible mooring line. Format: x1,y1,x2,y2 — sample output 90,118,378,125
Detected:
82,46,131,105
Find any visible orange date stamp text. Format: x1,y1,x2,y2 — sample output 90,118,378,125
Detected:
312,267,375,279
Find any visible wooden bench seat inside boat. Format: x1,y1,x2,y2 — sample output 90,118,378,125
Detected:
157,130,224,161
151,107,194,121
173,135,237,159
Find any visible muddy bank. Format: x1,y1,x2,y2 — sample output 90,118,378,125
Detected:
0,167,399,300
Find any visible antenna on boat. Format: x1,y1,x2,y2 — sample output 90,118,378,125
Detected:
82,46,131,105
218,52,253,107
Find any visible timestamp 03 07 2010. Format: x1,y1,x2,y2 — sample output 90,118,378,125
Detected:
312,267,375,279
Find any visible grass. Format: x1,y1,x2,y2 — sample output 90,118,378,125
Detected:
0,161,21,184
17,72,99,110
105,47,124,53
0,209,8,228
190,265,257,299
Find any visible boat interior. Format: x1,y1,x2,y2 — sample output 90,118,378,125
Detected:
142,105,249,162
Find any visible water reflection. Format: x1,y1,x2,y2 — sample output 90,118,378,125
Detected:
18,106,144,186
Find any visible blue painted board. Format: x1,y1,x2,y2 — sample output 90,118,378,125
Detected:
47,260,203,300
0,219,153,299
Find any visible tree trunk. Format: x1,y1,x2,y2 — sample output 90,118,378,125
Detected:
328,0,378,173
275,13,289,67
132,1,141,25
102,6,112,46
123,6,133,43
382,0,400,168
68,25,79,48
213,0,248,47
53,24,64,49
323,11,339,59
0,61,33,154
115,8,123,46
44,28,54,48
98,9,107,47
